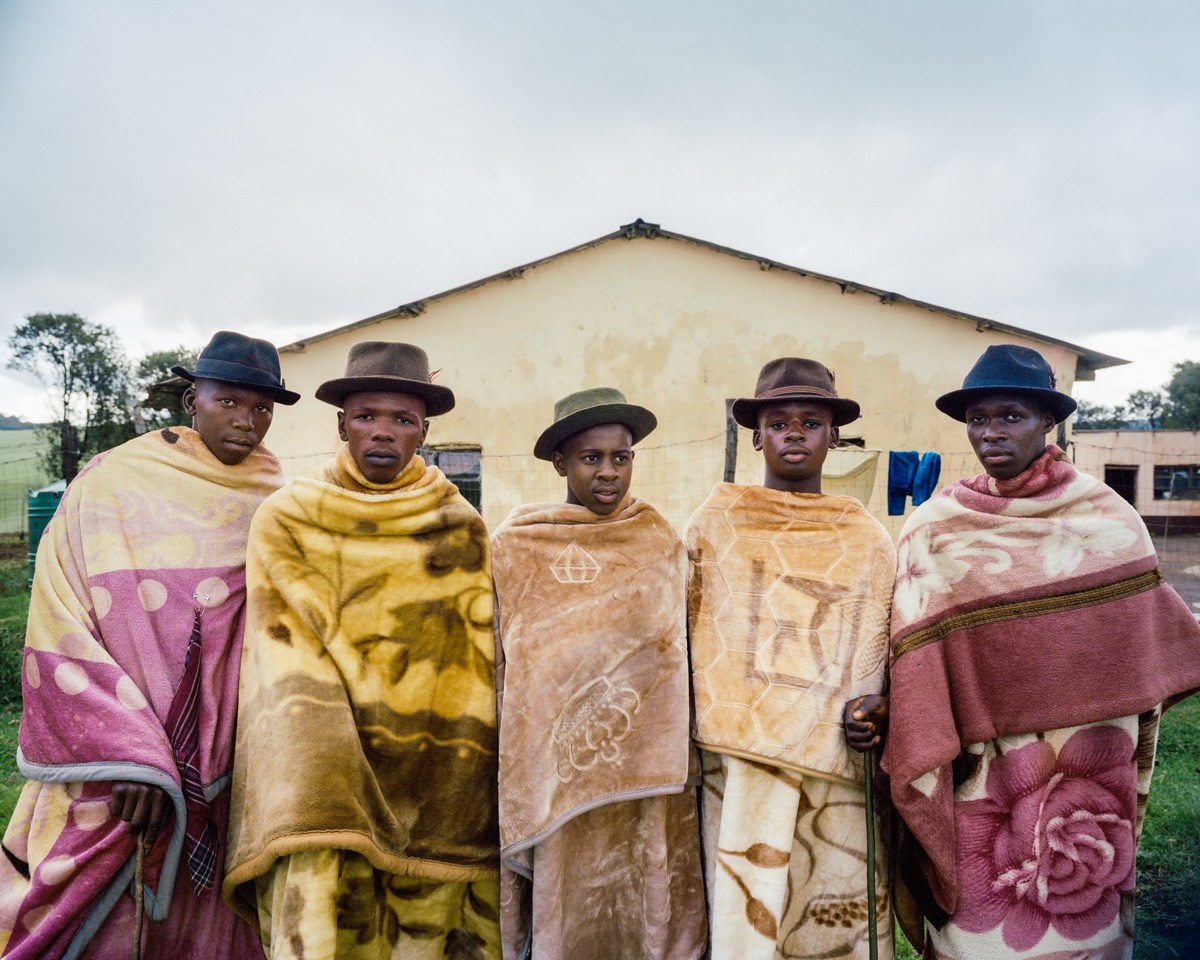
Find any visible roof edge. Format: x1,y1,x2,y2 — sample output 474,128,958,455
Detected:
279,218,1127,378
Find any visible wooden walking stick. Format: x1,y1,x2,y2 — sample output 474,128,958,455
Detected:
132,829,146,960
864,750,879,960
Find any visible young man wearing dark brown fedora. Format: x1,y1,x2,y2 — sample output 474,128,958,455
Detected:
490,387,707,960
223,342,501,960
686,357,895,960
0,331,295,959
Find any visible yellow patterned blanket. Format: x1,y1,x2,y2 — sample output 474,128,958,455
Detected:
491,499,705,959
223,449,500,924
0,427,282,960
686,483,895,783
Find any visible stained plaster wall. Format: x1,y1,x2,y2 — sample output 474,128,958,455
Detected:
270,233,1083,534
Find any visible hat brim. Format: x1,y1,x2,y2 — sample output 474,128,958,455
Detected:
731,394,861,429
935,386,1077,424
172,365,301,405
314,376,455,416
534,404,657,461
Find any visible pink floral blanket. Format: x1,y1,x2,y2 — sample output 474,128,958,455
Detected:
883,447,1200,931
0,428,282,959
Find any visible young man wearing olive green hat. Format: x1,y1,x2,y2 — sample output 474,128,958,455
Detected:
490,387,707,960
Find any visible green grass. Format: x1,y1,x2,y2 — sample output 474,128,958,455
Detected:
0,429,53,534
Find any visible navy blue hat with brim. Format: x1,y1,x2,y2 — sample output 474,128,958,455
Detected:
172,330,300,405
935,344,1077,424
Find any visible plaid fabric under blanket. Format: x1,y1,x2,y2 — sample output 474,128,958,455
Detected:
223,448,500,956
883,446,1200,954
491,498,706,960
0,427,282,960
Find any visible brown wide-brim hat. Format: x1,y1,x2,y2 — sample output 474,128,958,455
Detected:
172,330,300,405
534,387,657,461
315,341,455,415
935,343,1077,424
731,357,860,428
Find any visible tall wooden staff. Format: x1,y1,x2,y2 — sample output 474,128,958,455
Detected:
864,751,879,960
132,831,146,960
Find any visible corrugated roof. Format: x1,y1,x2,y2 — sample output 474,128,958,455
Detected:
281,218,1126,380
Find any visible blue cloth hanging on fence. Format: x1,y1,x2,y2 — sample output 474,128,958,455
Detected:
911,451,942,506
888,450,943,514
888,451,919,515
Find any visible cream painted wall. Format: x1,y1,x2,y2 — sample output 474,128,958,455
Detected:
1072,429,1200,521
269,234,1083,534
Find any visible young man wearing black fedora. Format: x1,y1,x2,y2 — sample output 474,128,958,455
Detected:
687,357,895,960
489,387,707,960
224,341,501,960
862,343,1200,959
0,331,296,958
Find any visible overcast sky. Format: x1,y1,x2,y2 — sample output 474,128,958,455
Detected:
1,0,1197,420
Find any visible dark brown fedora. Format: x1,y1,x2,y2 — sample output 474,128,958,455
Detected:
315,341,455,415
731,357,860,428
534,387,657,461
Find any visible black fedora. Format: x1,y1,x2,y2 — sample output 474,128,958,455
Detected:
936,344,1077,424
315,342,455,416
534,387,657,461
172,331,300,405
731,357,860,428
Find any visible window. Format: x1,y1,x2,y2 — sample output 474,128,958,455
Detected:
1104,465,1137,506
422,445,482,511
1153,465,1200,500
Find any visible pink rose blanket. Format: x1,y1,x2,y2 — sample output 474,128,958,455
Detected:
883,447,1200,931
490,498,705,960
0,427,283,959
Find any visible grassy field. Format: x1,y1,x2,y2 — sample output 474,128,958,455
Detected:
0,535,1193,954
0,430,52,535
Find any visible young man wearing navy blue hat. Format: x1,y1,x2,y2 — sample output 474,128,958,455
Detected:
850,343,1200,959
0,331,294,958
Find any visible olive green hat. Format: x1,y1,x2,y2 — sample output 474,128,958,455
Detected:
534,387,657,461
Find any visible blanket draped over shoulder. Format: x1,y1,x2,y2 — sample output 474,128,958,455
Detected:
491,499,705,960
223,449,500,925
882,446,1200,920
687,483,895,783
0,427,282,960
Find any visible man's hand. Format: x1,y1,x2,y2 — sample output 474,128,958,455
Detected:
844,694,889,752
110,783,170,844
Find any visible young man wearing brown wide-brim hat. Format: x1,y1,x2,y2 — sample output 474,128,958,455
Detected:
687,356,895,960
224,341,502,958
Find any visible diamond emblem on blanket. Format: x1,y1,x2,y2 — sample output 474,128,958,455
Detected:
549,542,601,584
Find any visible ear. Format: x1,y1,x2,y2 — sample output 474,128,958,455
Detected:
420,419,429,444
751,429,763,452
1042,412,1057,434
182,386,197,417
551,450,568,478
829,426,840,448
337,410,348,442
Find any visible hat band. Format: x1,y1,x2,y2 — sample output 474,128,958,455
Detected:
754,385,841,402
193,357,285,389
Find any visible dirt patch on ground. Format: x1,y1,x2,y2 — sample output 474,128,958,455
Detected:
1154,533,1200,612
0,536,26,566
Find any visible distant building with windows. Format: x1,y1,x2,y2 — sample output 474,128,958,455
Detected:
1072,430,1200,533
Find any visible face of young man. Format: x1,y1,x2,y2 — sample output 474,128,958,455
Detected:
753,401,838,493
184,379,276,466
552,422,634,517
965,393,1056,481
337,390,429,485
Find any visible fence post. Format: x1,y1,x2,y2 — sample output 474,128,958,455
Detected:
723,399,738,483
